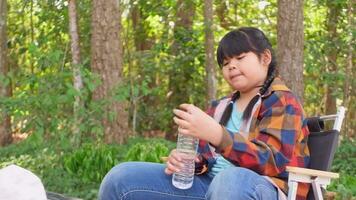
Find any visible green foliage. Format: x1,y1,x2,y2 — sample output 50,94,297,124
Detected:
0,66,106,141
63,143,120,184
328,139,356,198
124,140,170,163
0,135,101,200
329,174,356,200
0,148,58,173
0,136,174,200
332,139,356,175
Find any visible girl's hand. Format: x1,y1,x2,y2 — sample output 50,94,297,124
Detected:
173,104,223,146
164,149,200,175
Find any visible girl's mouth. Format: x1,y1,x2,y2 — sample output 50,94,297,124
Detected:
230,74,242,80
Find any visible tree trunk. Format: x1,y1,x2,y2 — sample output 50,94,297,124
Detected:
129,3,155,135
171,0,196,54
324,0,341,115
204,0,217,104
277,0,304,103
68,0,83,146
0,0,12,146
343,0,355,138
91,0,130,144
131,4,152,51
215,0,232,29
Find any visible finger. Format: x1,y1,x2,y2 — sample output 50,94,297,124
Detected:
179,104,194,112
164,167,173,175
170,150,182,162
166,160,181,173
195,154,204,163
168,157,184,169
173,116,190,128
168,151,186,169
177,126,190,135
173,109,190,120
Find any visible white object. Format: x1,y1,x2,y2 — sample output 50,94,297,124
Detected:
0,165,47,200
172,133,199,189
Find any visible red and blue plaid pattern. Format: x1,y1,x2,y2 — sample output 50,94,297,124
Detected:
195,78,310,200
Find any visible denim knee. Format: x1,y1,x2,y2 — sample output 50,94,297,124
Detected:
206,167,277,200
99,162,135,200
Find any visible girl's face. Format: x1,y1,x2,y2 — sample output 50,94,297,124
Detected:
221,51,269,93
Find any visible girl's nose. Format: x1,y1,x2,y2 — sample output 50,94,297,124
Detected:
228,59,239,70
228,64,237,71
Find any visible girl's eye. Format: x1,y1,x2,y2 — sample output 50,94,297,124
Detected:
222,59,230,66
236,55,245,60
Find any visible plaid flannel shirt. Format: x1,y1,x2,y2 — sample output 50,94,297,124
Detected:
195,78,310,200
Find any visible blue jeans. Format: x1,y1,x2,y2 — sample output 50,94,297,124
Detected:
99,162,278,200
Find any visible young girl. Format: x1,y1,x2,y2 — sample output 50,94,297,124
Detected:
99,27,310,200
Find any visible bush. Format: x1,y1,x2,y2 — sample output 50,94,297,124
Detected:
332,139,356,175
63,143,120,184
124,140,170,163
0,136,174,200
328,139,356,199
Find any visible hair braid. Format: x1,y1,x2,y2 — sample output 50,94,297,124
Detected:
242,67,275,120
219,91,240,125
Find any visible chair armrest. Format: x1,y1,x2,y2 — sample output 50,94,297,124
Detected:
286,166,339,179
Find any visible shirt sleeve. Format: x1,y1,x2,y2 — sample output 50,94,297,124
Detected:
214,92,305,176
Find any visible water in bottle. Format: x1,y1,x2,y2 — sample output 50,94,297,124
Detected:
172,133,199,189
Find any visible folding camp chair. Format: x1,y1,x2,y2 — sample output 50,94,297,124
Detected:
287,106,346,200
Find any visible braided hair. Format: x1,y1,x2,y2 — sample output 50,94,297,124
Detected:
217,27,277,125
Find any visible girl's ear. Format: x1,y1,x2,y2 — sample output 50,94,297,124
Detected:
262,49,272,67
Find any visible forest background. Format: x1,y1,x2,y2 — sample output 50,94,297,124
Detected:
0,0,355,199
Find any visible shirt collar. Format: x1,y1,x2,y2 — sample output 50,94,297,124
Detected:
263,76,290,97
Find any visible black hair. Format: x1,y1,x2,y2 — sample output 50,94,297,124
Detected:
217,27,277,125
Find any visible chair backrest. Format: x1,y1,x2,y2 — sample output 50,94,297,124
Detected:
306,118,339,171
305,107,345,200
306,107,345,171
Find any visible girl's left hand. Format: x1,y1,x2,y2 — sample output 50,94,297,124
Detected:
173,104,223,146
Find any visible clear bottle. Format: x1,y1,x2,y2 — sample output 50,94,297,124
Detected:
172,133,199,189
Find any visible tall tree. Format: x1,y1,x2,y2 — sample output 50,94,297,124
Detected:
277,0,304,102
0,0,12,146
129,2,155,134
343,0,355,138
0,0,11,146
131,3,153,51
91,0,130,144
68,0,83,146
204,0,217,103
324,0,341,115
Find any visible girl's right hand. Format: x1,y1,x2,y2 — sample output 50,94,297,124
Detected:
164,149,200,175
164,149,184,175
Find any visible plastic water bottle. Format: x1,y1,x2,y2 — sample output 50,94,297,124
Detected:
172,133,199,189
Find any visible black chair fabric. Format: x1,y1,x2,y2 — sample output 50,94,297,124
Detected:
306,117,339,171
